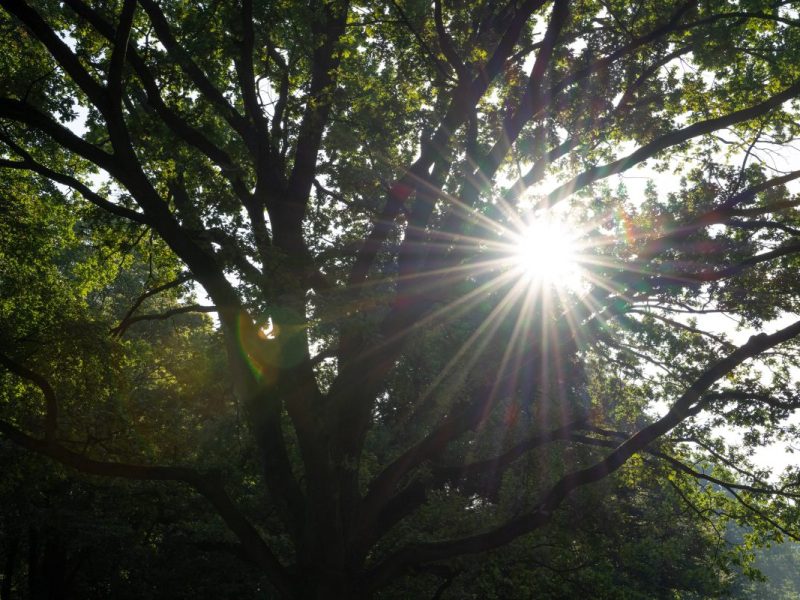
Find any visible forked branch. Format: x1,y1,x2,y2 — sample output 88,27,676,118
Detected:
365,318,800,588
0,419,293,594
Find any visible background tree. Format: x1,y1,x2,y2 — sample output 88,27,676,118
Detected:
3,0,800,597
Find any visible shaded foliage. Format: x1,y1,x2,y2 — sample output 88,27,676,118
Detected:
3,0,800,597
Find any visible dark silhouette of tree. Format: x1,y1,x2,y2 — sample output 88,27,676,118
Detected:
3,0,800,596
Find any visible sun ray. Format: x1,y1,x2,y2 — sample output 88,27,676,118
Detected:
411,275,535,409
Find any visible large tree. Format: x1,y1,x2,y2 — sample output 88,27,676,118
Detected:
3,0,800,596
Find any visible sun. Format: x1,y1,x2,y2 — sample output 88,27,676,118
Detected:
510,218,582,288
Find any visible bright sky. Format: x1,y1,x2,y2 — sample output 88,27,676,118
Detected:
607,158,800,477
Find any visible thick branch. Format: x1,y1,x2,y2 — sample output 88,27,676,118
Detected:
284,1,349,209
572,430,800,499
111,304,217,337
544,78,800,207
389,0,452,82
62,0,252,199
434,418,587,493
357,419,585,553
0,98,116,173
347,0,549,290
633,169,800,262
651,240,800,286
269,47,290,148
1,0,107,108
701,241,800,281
0,154,147,224
236,0,271,142
107,0,137,105
358,382,497,530
494,0,698,196
365,319,800,588
434,0,467,79
480,0,570,176
137,0,251,138
506,43,696,197
0,352,57,441
0,419,293,594
112,274,193,334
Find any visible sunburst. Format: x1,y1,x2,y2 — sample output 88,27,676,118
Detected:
508,217,583,290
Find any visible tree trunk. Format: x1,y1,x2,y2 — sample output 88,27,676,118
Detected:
294,577,367,600
1,534,18,600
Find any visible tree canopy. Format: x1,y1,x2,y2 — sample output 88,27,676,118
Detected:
3,0,800,597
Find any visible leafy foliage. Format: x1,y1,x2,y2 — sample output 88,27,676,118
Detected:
3,0,800,597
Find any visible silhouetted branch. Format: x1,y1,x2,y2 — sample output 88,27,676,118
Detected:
111,304,217,337
0,419,293,594
365,319,800,588
0,351,57,442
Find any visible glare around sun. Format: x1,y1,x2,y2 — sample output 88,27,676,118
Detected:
511,219,582,288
